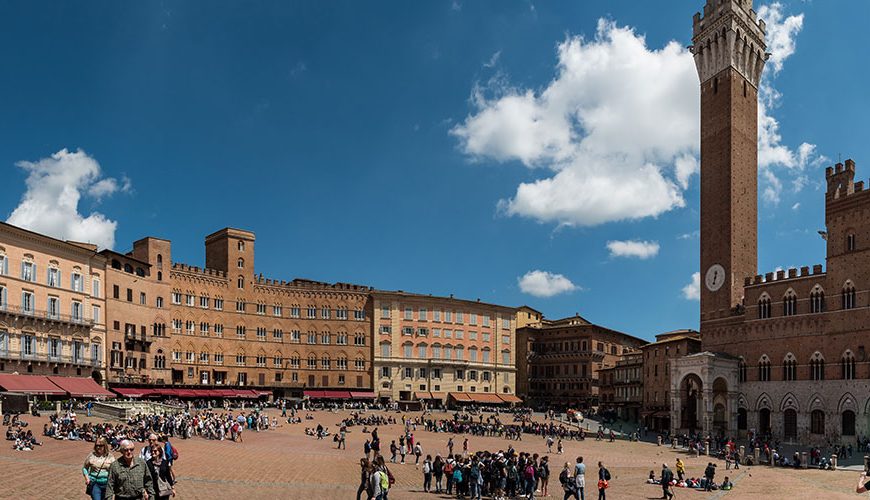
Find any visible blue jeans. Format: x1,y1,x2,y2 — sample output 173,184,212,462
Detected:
470,481,481,499
89,483,106,500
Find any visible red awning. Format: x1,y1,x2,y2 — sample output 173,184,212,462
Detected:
303,390,325,398
112,387,153,398
48,377,114,398
231,389,257,398
498,394,523,404
0,374,66,395
448,392,473,402
350,391,377,399
254,390,271,397
173,389,197,397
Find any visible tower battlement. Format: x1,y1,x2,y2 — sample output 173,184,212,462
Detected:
826,159,859,200
691,0,768,88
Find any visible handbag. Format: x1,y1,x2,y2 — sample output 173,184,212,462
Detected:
86,455,110,495
598,479,609,490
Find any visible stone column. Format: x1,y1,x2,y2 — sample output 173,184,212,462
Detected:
753,447,759,465
801,451,809,468
771,449,777,466
831,454,837,470
705,440,710,456
864,456,869,471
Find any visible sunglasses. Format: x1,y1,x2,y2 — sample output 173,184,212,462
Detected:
122,449,135,453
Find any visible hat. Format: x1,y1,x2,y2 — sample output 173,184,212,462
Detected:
662,463,669,468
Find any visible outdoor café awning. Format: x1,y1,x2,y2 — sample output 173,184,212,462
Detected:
0,374,66,395
498,394,523,404
448,392,473,402
350,391,377,399
112,387,154,398
468,393,504,404
48,377,114,398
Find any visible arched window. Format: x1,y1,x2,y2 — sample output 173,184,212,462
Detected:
843,283,856,309
123,263,133,274
810,352,825,381
237,276,244,289
758,355,771,382
238,241,245,251
810,287,825,313
811,409,825,435
783,291,797,316
238,258,244,269
783,353,797,381
111,259,121,270
758,295,771,319
843,410,857,436
156,254,163,268
157,271,162,281
738,359,747,383
847,233,856,252
135,267,145,277
842,351,856,380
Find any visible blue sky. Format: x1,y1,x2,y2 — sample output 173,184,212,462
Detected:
1,1,866,341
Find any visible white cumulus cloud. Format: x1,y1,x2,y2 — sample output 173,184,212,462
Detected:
606,240,660,259
452,19,698,227
6,149,129,250
682,272,700,301
518,270,578,298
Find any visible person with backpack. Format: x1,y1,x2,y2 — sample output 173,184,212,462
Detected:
560,462,578,500
597,461,610,500
660,463,674,500
414,441,423,465
469,459,483,500
389,440,398,463
452,460,464,498
539,455,551,497
444,457,456,494
422,454,433,492
524,455,537,499
357,458,370,500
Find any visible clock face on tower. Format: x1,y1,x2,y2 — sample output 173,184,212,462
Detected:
705,264,726,292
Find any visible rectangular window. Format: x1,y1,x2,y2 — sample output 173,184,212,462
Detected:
469,313,477,326
307,306,316,318
381,366,391,378
482,332,490,343
354,308,365,320
92,278,100,298
443,346,453,360
444,329,452,339
126,289,133,302
417,327,429,336
434,310,441,322
433,328,441,337
71,273,83,292
502,352,510,364
321,306,330,319
47,296,59,318
381,305,390,318
22,291,34,313
236,301,245,312
482,315,491,327
470,349,477,362
291,330,300,342
273,328,283,340
172,292,181,304
290,306,300,318
445,311,452,323
404,367,412,379
214,324,224,337
140,292,146,305
92,305,100,323
307,332,317,344
21,262,35,282
185,294,194,306
402,326,414,335
404,307,413,320
482,350,490,363
200,296,209,308
380,325,392,334
256,303,266,315
273,305,282,317
257,327,267,341
469,331,477,340
456,311,464,323
0,256,6,276
404,344,412,358
502,335,510,344
47,268,60,287
502,318,510,329
214,353,224,364
71,301,83,321
418,307,427,321
455,330,464,340
381,343,390,357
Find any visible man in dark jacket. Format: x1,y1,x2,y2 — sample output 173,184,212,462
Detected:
704,462,716,491
660,463,674,500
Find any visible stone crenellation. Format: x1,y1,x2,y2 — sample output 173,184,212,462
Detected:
744,265,825,286
691,0,768,88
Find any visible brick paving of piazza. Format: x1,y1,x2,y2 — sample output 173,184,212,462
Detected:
0,408,863,499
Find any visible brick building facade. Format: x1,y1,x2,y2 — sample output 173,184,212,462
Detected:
372,291,517,405
598,352,644,423
517,314,646,409
0,223,106,381
640,330,701,432
672,0,870,445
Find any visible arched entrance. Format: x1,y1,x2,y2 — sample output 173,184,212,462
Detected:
759,408,771,434
737,408,747,431
712,377,729,435
679,374,703,433
91,370,103,385
843,410,856,436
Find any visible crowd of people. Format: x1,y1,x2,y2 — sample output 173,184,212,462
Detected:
5,414,42,451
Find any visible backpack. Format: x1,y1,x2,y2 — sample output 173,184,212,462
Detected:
379,471,389,490
603,468,610,481
386,468,395,486
444,462,454,474
423,462,431,474
165,442,178,461
524,464,535,479
453,468,463,483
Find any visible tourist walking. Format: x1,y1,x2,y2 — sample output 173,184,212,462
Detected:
574,456,586,500
560,462,578,500
422,455,433,492
83,437,115,500
447,436,454,456
597,461,610,500
356,458,370,500
433,455,444,492
414,441,423,465
539,456,551,497
146,445,176,500
675,458,685,481
660,463,674,500
106,439,155,500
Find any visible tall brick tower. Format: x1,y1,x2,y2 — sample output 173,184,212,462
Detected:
691,0,768,323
